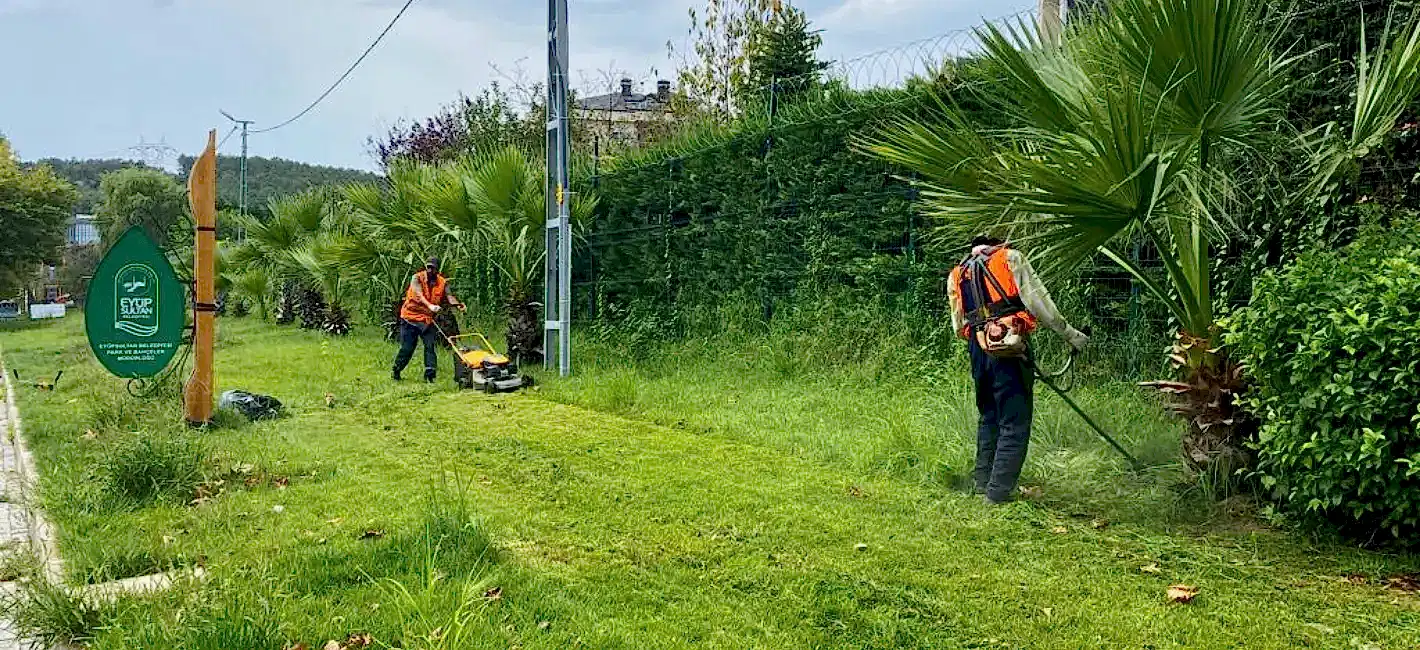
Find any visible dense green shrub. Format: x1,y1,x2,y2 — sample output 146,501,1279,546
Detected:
1227,220,1420,542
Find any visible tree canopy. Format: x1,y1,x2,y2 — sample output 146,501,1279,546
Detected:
26,158,152,214
0,138,79,294
174,154,382,219
368,84,545,169
95,167,187,246
742,4,827,105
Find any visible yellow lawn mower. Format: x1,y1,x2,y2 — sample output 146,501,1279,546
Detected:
431,321,530,393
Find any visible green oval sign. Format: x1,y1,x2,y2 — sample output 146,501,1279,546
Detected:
85,227,186,378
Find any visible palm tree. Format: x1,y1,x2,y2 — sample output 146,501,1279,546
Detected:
335,161,453,339
230,268,273,320
432,147,597,364
863,0,1420,479
230,189,330,327
290,234,354,335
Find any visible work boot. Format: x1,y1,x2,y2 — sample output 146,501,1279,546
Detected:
391,370,402,381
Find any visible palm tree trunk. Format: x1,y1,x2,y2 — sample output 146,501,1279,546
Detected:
275,280,297,325
385,299,403,341
297,286,327,330
323,303,352,336
505,299,543,365
1144,330,1258,486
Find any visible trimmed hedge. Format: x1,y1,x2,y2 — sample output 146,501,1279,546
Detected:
577,85,963,324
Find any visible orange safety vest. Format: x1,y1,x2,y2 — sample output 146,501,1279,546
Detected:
399,271,447,325
951,247,1037,339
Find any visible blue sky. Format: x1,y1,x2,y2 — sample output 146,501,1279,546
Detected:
0,0,1034,171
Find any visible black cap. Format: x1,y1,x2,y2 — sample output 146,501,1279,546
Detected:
426,256,440,268
969,235,1004,247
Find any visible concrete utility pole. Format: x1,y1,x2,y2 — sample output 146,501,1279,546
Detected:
545,0,572,376
1039,0,1062,43
219,110,256,242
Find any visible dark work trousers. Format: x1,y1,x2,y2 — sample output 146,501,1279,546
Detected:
970,338,1035,503
393,319,439,380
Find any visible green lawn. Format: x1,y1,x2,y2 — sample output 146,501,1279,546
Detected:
1,316,1417,649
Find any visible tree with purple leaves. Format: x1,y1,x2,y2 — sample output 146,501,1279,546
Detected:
368,84,544,170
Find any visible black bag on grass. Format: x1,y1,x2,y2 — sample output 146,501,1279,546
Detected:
218,390,284,421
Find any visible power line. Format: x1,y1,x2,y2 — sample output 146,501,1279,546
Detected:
251,0,417,134
217,125,240,149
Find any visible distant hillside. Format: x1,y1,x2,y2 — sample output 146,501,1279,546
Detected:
27,158,153,214
177,155,383,216
29,155,382,217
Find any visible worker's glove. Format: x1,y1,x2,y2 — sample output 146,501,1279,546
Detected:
456,304,467,312
429,304,442,314
1066,327,1090,352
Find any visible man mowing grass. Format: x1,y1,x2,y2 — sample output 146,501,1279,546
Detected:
950,235,1089,505
392,256,465,382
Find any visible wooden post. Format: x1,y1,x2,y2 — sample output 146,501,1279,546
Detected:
184,130,218,426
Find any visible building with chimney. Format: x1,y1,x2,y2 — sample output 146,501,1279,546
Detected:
574,78,676,151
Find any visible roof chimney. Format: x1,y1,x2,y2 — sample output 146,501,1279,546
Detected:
656,80,671,101
620,78,633,96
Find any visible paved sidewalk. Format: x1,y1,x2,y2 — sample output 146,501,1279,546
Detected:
0,355,61,650
0,368,30,649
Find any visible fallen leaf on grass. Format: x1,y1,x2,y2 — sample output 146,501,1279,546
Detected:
161,535,175,546
81,429,98,441
322,642,341,650
343,633,373,648
1140,563,1162,575
537,621,551,631
326,517,344,525
1042,607,1053,617
484,587,503,601
1343,574,1369,585
1050,526,1068,535
1018,485,1044,499
358,529,384,540
1090,519,1109,530
855,543,869,552
274,476,290,489
324,393,336,408
847,485,865,498
1385,573,1420,592
1166,585,1199,604
284,644,309,650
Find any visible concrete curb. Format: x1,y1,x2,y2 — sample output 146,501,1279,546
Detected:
0,344,206,648
0,349,65,585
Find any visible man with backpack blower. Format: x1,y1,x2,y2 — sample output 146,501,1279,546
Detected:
950,236,1090,505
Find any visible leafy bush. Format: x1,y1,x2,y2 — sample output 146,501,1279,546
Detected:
102,432,207,505
1227,220,1420,542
